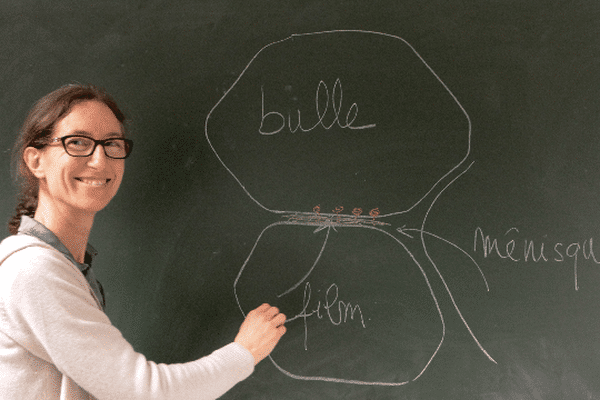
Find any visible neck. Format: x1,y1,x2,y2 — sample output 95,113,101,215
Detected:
34,198,95,264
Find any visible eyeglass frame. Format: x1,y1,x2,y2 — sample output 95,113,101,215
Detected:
39,135,134,159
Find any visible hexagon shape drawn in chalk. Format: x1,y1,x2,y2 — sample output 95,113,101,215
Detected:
206,30,471,216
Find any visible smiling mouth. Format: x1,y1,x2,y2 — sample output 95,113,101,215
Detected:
75,178,112,187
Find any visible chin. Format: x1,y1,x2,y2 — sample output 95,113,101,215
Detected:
73,195,116,214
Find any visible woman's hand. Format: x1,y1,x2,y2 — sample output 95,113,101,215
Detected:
234,303,287,365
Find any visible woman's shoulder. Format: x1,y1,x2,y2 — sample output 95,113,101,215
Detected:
0,234,75,280
0,234,54,263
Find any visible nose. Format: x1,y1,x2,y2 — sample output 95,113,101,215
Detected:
87,143,108,167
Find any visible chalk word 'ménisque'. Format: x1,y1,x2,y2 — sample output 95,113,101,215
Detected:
474,226,600,290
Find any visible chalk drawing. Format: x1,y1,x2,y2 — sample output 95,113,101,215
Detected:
205,30,496,386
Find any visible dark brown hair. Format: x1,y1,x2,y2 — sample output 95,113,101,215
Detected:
8,83,127,234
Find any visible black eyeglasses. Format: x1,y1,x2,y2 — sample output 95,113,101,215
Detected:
43,135,134,159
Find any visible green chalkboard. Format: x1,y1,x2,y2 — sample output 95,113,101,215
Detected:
1,1,600,399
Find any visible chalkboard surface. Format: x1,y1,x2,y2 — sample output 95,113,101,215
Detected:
1,1,600,399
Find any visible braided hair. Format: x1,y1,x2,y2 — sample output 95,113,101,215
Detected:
8,83,127,234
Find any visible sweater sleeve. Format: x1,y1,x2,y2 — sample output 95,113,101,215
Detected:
0,247,254,400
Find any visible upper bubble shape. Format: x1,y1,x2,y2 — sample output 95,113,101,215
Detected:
205,31,471,215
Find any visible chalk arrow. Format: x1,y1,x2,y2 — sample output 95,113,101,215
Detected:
396,225,414,239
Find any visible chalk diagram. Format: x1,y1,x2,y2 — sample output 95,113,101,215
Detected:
205,30,496,386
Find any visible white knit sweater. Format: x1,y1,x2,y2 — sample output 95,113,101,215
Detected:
0,234,254,399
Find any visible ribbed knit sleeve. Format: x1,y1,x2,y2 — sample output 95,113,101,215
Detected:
0,243,254,400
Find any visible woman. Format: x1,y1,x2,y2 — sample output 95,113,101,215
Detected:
0,84,286,399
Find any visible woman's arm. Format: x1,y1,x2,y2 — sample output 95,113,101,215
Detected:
1,247,257,400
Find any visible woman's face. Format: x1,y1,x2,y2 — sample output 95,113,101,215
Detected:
35,100,126,215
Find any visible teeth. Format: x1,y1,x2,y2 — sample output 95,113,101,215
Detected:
78,178,109,186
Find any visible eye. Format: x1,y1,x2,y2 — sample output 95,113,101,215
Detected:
105,139,125,149
65,137,93,150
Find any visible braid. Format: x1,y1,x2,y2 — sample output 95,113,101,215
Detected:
8,188,38,235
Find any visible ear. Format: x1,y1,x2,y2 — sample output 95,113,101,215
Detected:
23,147,46,179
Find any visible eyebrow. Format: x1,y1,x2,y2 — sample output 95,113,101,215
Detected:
70,130,125,139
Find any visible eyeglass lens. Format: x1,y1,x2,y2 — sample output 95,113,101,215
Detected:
64,136,130,158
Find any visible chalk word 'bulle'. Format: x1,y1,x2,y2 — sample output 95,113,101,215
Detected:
259,78,376,135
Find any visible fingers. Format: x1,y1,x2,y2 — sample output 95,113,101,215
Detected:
250,303,286,325
254,303,271,313
272,312,287,328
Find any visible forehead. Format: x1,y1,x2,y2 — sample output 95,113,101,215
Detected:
54,100,123,137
